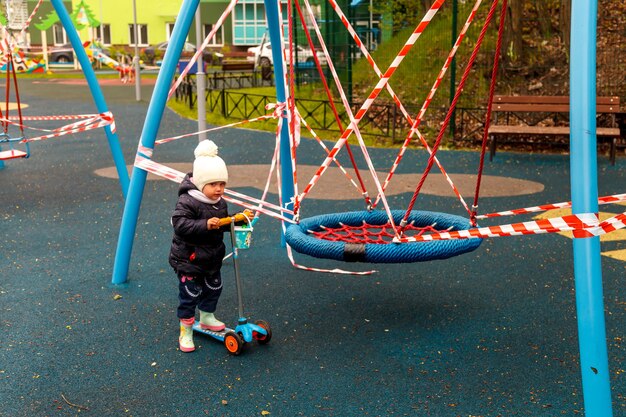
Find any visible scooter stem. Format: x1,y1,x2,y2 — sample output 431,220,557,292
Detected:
229,220,245,319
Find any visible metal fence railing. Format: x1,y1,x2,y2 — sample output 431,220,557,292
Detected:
174,79,626,155
174,82,439,144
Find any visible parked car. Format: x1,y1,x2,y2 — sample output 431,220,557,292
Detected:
49,42,111,63
246,42,327,67
141,41,192,65
141,41,217,65
49,43,74,63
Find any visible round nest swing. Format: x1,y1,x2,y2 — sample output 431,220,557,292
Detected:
285,210,482,263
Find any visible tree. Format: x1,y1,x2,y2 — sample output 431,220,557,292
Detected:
0,3,6,27
375,0,429,34
559,0,571,51
34,0,99,31
502,0,524,68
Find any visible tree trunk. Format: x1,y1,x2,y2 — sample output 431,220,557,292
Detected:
503,0,525,69
533,0,553,36
559,0,571,51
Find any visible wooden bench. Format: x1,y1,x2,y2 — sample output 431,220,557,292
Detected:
221,52,255,72
487,95,621,164
221,61,255,71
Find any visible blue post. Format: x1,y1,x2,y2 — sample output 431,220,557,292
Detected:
569,1,613,416
112,0,200,285
50,0,129,198
264,0,295,244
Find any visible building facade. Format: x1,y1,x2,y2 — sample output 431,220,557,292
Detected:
23,0,290,52
17,0,373,54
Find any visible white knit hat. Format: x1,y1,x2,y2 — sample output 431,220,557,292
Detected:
192,140,228,192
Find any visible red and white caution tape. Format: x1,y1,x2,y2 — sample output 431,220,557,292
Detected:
396,211,626,243
297,0,446,233
285,242,376,275
0,0,45,66
155,114,275,145
133,154,295,223
477,193,626,219
168,0,239,98
327,0,480,216
18,0,44,37
4,114,107,121
295,108,364,197
134,154,185,182
373,0,484,213
8,112,116,143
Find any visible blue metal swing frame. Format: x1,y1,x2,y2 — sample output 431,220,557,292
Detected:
110,1,614,414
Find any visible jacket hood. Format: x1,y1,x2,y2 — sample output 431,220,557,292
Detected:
178,173,198,196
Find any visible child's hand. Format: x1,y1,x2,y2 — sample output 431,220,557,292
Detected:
207,217,221,230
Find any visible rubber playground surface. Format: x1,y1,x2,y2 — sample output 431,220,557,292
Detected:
1,78,625,416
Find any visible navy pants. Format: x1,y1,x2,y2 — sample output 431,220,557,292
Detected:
177,271,223,319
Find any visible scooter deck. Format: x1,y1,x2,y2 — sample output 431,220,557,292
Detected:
192,321,234,341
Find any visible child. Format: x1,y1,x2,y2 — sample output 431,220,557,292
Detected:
169,139,230,352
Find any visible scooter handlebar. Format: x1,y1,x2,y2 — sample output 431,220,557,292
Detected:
217,209,254,227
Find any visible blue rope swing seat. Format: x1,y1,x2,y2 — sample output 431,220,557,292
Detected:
284,210,482,263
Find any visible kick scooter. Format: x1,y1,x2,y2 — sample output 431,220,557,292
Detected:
192,211,272,355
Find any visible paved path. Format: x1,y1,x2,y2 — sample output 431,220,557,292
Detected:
0,77,624,416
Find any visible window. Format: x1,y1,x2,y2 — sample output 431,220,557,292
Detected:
129,24,148,46
52,24,67,45
233,0,289,45
233,0,275,46
166,23,175,40
93,24,111,45
203,23,224,46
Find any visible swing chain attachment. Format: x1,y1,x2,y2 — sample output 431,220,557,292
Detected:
470,205,479,227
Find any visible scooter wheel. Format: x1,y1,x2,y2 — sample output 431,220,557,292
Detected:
224,331,244,355
253,320,272,345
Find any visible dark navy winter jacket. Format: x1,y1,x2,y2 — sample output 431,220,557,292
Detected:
169,174,228,276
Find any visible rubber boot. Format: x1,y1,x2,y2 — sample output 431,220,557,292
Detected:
179,317,195,352
199,310,225,331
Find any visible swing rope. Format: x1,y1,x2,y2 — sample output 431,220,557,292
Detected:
295,0,373,212
324,0,480,217
294,0,373,209
471,0,508,225
0,41,28,159
294,0,447,227
401,0,501,229
8,52,25,137
370,0,486,213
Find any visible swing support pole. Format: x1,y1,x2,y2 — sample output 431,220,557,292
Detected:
264,0,295,245
112,0,200,285
569,1,613,416
50,0,130,198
